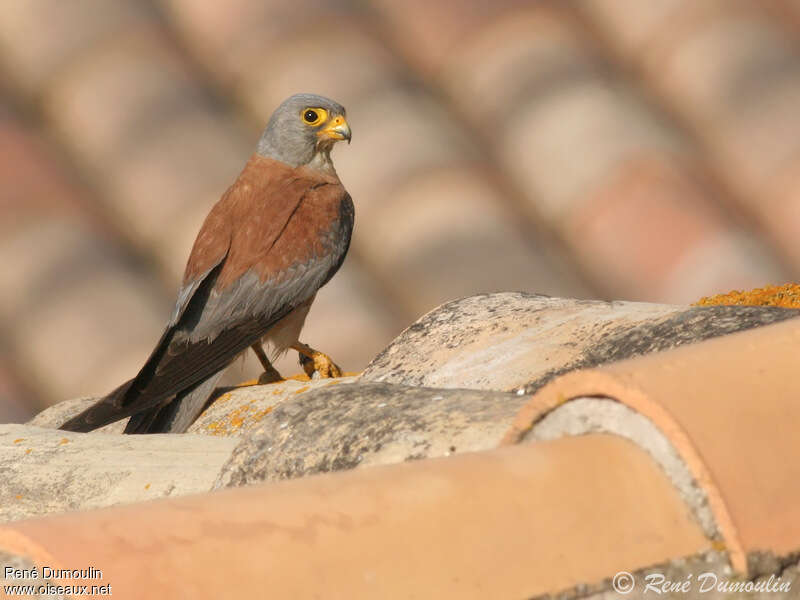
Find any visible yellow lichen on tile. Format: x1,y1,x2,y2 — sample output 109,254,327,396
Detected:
695,283,800,308
235,379,260,387
202,397,277,436
220,403,253,434
203,420,223,435
284,373,311,383
250,406,274,422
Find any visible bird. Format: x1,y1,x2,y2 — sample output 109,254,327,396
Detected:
60,93,354,434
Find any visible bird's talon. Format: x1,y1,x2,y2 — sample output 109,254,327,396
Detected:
257,365,284,385
298,349,341,379
314,351,342,378
299,353,315,378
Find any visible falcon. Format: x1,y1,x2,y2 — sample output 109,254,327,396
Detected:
60,93,353,434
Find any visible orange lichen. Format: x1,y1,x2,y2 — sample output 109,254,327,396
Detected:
59,438,69,445
204,421,223,434
294,386,309,395
288,373,311,382
213,392,233,404
711,539,727,552
13,438,24,444
235,378,260,387
144,483,151,490
247,406,273,422
203,400,276,436
695,283,800,309
24,449,31,455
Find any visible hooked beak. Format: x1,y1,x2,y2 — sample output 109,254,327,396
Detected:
318,114,351,144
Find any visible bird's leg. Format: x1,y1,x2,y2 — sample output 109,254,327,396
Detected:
291,342,342,379
251,343,284,384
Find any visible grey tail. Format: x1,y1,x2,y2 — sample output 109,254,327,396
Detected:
124,369,226,434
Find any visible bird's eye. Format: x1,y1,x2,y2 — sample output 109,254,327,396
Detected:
301,107,327,126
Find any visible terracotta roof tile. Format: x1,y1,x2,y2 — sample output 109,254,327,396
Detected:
361,292,799,393
5,293,800,595
0,436,708,599
505,316,800,572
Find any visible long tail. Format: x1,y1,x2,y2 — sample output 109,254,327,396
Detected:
124,370,224,433
59,369,225,434
59,379,137,433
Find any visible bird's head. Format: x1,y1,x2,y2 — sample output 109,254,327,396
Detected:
256,93,351,171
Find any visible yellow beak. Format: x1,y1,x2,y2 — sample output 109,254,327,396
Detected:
319,115,351,143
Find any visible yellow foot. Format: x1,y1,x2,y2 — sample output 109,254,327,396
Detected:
257,364,284,385
293,343,342,379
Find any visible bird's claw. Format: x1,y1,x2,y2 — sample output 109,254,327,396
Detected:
257,364,284,385
299,350,342,379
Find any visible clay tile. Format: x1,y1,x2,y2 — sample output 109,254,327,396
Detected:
0,436,706,599
505,316,800,575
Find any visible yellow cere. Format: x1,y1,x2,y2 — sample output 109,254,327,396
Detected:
301,107,328,126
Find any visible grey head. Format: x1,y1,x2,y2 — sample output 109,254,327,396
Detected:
256,93,351,170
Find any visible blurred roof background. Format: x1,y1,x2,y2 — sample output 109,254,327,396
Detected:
1,0,800,421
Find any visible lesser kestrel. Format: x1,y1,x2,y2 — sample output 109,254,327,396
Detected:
61,93,353,433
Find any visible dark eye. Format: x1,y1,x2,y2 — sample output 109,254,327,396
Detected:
303,110,318,123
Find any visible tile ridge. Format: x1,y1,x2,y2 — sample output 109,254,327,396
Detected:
500,368,746,573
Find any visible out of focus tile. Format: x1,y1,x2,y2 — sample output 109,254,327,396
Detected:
760,157,800,268
46,27,210,167
0,0,151,94
664,232,785,303
0,108,170,407
500,81,684,222
414,3,789,298
443,9,604,126
107,112,249,279
357,166,590,314
652,7,800,190
161,0,363,86
581,0,800,273
576,0,686,56
567,159,783,301
1,221,169,401
372,0,533,75
333,88,474,205
240,23,401,119
0,122,78,227
0,357,37,423
33,21,252,280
